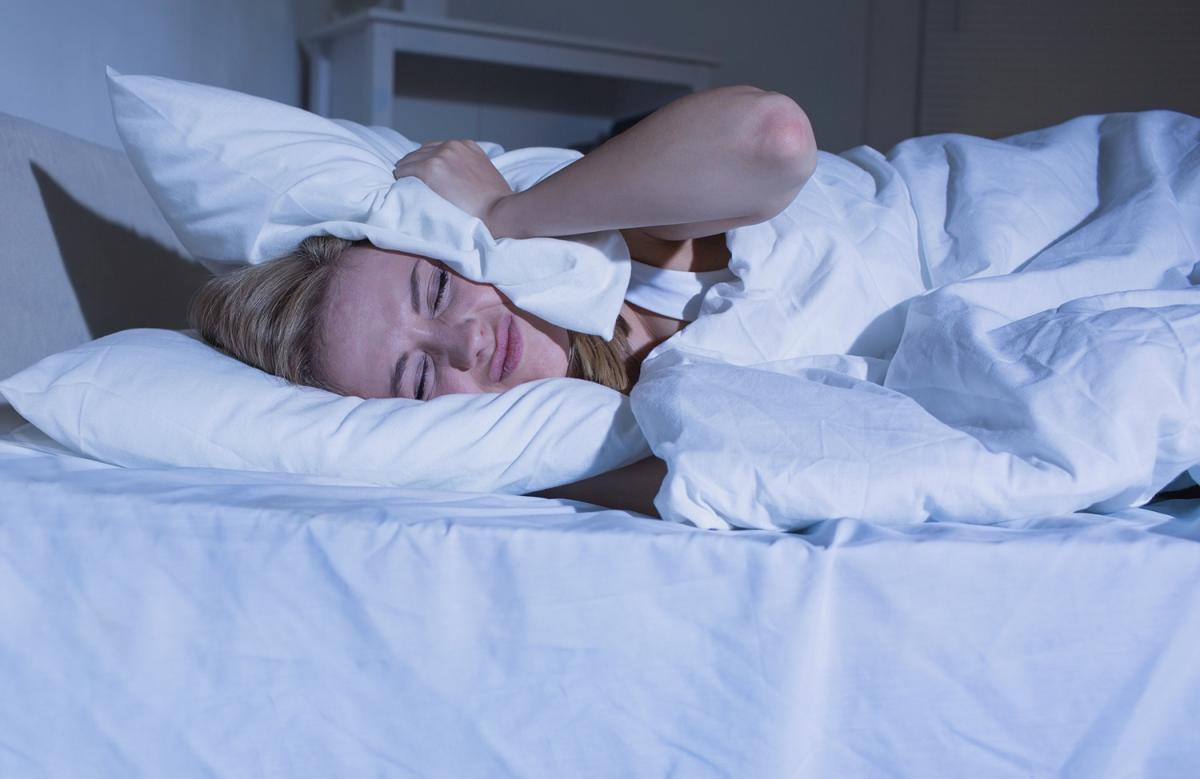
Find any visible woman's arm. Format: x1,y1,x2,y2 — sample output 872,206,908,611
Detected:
530,456,668,518
485,86,817,241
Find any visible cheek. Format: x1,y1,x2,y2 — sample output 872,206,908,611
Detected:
438,371,483,397
520,322,570,379
454,273,501,305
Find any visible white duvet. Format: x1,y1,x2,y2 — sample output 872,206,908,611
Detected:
633,110,1200,531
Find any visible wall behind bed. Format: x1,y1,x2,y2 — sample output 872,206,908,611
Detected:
447,0,919,156
915,0,1200,140
5,1,1192,170
0,0,329,152
0,0,917,156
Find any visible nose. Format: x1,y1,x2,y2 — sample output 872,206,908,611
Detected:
437,317,489,372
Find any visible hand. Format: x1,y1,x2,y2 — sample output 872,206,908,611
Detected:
393,140,515,227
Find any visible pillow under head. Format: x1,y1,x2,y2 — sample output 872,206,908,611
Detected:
0,329,649,494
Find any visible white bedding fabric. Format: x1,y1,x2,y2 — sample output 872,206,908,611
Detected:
634,110,1200,530
2,429,1199,777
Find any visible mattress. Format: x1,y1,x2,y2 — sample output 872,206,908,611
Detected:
2,424,1198,777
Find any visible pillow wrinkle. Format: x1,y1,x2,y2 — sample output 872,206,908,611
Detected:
74,343,114,451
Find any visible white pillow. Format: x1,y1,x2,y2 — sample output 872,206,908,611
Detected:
105,67,631,340
0,329,650,494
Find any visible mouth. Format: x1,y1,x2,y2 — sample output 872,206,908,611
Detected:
503,316,522,380
489,314,522,383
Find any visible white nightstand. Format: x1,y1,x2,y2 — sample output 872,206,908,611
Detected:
301,7,721,149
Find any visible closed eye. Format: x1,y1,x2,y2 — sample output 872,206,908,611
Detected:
416,354,431,400
415,268,451,400
432,268,449,312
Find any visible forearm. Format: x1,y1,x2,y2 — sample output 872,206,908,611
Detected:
530,456,668,517
486,86,817,239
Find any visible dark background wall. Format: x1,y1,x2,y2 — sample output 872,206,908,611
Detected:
1,0,1195,156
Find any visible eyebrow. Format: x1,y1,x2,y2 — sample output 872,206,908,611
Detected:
389,264,422,397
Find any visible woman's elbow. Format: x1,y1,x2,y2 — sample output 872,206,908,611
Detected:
753,93,819,182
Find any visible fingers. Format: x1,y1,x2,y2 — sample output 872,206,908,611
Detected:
394,155,437,180
393,151,427,180
393,141,442,179
391,140,484,180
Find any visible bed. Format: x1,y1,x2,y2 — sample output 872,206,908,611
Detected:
3,109,1200,777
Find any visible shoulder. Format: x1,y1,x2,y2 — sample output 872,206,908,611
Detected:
620,228,730,273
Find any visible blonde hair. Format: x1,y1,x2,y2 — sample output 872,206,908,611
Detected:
566,316,633,393
187,234,634,395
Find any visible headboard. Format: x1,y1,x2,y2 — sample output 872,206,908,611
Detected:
0,111,211,384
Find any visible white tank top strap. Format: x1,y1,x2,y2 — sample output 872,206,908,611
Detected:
623,259,736,322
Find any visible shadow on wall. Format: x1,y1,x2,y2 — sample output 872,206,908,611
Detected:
32,163,211,338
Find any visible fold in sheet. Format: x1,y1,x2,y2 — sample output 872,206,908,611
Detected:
633,110,1200,530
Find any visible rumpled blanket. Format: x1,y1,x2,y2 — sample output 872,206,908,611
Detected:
631,110,1200,530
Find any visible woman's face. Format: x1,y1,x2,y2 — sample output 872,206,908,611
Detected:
316,244,570,399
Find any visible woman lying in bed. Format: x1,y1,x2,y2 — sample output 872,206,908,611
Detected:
188,86,818,517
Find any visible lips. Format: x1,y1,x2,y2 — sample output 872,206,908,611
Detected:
501,315,522,380
489,315,509,384
489,314,522,383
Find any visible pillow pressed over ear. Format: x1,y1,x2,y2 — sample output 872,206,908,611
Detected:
0,330,651,494
105,67,630,340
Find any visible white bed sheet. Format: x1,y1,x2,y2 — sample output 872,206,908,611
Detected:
2,430,1199,777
